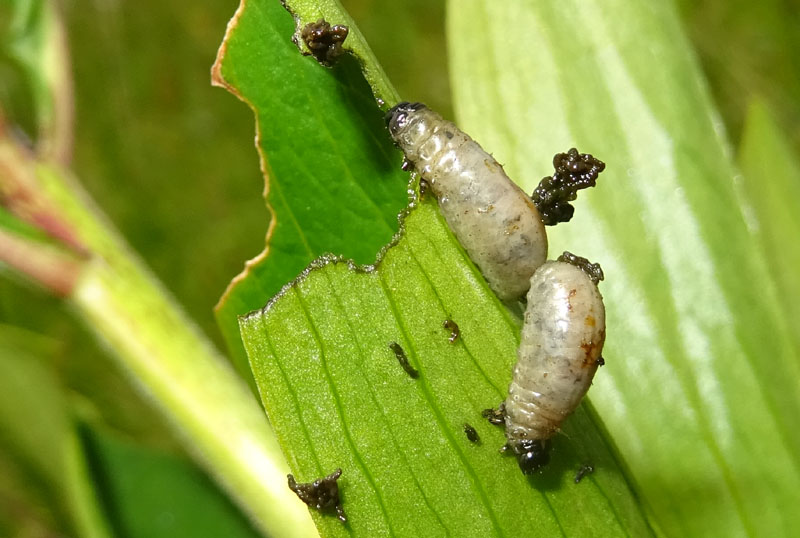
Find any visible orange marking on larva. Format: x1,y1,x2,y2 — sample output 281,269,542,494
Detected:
580,340,600,366
503,261,606,474
566,288,578,311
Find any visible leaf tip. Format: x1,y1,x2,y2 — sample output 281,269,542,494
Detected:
210,0,247,91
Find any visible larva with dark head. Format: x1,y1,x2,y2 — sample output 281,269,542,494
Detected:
386,103,548,302
503,254,606,473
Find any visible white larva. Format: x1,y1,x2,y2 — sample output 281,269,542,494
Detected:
386,102,607,473
386,102,548,302
503,257,606,473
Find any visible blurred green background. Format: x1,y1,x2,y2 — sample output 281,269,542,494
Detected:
1,0,798,535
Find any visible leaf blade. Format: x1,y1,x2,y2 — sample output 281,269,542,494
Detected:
737,100,800,355
0,325,112,538
241,203,655,537
447,1,800,536
212,0,408,381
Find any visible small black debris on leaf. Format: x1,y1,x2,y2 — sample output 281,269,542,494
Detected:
574,464,595,484
287,468,347,523
481,404,506,425
464,423,480,443
389,342,419,378
301,19,349,67
443,319,460,343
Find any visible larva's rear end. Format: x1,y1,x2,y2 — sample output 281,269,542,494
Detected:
386,102,548,302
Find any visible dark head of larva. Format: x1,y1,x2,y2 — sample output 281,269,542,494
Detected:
513,439,551,474
385,102,426,137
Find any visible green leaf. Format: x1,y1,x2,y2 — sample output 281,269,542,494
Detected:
0,204,50,241
212,0,408,382
0,0,47,138
675,0,800,151
0,0,72,162
241,202,653,537
82,428,261,538
447,0,800,536
230,1,650,535
0,324,111,538
336,0,452,119
737,100,800,354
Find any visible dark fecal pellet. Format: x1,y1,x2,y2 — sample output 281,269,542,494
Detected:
574,464,595,484
481,404,505,426
288,468,347,523
531,148,605,225
596,355,606,367
418,177,429,199
300,19,349,67
464,423,480,443
389,342,419,378
557,251,604,284
443,319,460,343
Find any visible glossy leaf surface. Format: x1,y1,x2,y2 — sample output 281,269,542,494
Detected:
241,202,652,537
212,0,408,382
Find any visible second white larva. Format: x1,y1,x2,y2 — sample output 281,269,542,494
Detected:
503,255,606,473
386,103,548,302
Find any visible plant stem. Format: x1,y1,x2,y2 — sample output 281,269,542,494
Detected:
35,163,318,538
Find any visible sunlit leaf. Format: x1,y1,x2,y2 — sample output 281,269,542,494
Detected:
230,1,654,535
241,202,653,537
447,0,800,536
212,0,408,382
737,100,800,354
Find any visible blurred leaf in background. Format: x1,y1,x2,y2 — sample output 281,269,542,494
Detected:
2,0,264,437
82,427,261,538
1,0,285,534
0,325,109,537
676,0,800,152
738,100,800,354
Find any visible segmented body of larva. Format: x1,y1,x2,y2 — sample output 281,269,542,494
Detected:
386,103,548,302
504,259,606,473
